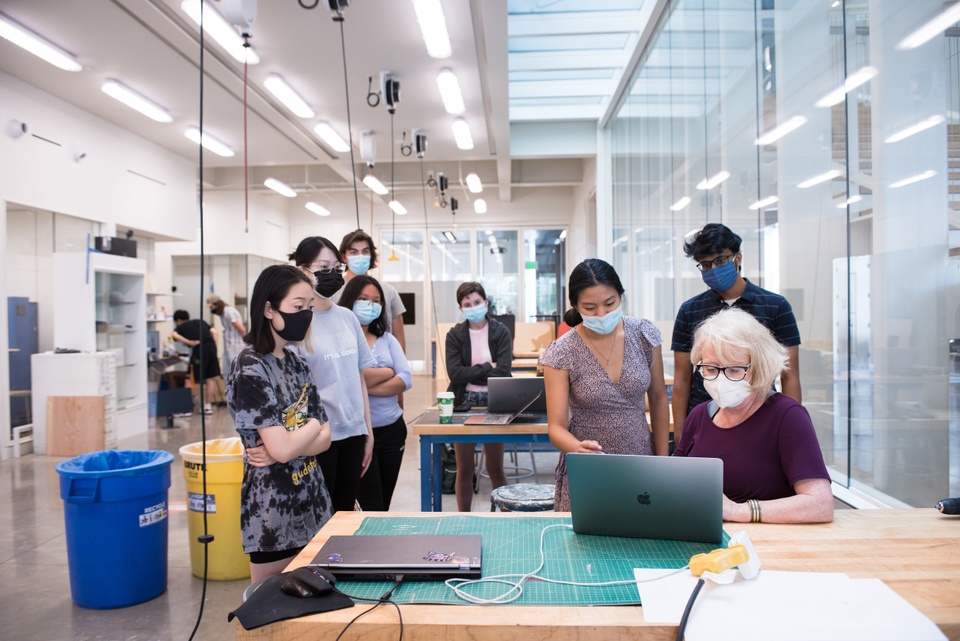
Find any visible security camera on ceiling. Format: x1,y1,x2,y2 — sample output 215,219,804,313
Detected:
6,119,28,140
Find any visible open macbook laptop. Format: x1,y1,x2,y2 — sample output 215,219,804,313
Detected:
464,389,544,425
310,535,482,581
566,453,723,544
487,376,548,413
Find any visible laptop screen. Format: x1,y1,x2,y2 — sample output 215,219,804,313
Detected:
487,377,547,413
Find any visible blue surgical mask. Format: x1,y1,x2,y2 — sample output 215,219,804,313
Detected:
702,260,738,292
581,304,623,335
352,300,382,325
348,255,371,276
462,303,488,324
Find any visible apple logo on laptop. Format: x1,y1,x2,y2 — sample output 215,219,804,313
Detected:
636,492,651,505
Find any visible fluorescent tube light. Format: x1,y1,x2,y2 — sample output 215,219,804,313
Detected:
798,169,843,189
884,115,946,144
755,116,807,145
184,126,235,157
314,122,350,153
306,202,331,216
443,230,457,243
897,3,960,50
437,68,465,114
363,174,389,195
181,0,259,64
388,200,408,215
465,172,483,193
101,80,172,123
264,74,314,118
0,12,81,71
836,195,863,208
452,118,474,150
814,66,878,108
412,0,452,59
474,199,487,214
695,171,730,190
559,229,567,240
890,170,936,189
748,196,779,210
264,178,296,198
670,196,691,211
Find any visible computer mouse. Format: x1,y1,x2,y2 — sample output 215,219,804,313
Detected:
280,566,336,598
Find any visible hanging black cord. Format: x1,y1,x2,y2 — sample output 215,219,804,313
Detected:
333,577,405,641
187,3,212,640
390,107,397,244
334,13,361,230
674,578,705,641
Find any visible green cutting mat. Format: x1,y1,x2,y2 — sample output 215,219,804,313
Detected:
331,516,728,605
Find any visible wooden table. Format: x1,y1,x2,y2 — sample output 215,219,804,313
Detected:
413,410,552,511
236,509,960,641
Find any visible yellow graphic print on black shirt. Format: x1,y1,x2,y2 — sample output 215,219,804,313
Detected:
283,383,310,431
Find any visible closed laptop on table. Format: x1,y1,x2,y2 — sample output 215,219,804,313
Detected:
566,453,723,544
310,534,482,581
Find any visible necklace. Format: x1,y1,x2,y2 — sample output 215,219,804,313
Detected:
582,327,620,365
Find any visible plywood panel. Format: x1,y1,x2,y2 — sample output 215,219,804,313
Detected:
46,396,106,457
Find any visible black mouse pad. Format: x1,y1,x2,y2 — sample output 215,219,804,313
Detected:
228,573,355,630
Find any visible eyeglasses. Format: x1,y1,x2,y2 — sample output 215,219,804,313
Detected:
695,253,735,272
308,262,348,274
696,363,751,381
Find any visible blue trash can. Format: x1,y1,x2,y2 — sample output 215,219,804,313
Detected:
56,450,174,609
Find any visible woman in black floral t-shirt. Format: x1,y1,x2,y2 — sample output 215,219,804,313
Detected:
226,265,333,582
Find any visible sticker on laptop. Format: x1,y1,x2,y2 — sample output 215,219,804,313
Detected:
423,551,478,564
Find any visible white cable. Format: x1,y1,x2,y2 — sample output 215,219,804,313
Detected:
444,524,689,604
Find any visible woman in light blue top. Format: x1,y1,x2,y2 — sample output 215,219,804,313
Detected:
339,275,412,511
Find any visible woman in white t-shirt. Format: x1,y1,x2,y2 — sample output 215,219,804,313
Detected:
208,294,246,376
444,282,513,511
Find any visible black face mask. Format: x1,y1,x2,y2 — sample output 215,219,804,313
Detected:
273,309,313,343
313,270,345,298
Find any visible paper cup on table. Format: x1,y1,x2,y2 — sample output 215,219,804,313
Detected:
437,392,455,424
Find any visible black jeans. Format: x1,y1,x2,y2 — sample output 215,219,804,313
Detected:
316,433,367,513
357,416,408,511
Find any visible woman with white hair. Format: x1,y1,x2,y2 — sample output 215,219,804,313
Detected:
674,307,833,523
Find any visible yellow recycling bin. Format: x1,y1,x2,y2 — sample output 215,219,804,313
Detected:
179,437,249,580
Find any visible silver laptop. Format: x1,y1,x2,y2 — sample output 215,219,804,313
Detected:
487,376,547,413
566,453,723,544
310,535,482,581
464,389,543,425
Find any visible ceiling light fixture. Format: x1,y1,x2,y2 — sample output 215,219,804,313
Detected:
890,170,936,189
814,66,878,108
836,195,863,208
411,0,452,59
388,200,408,215
465,172,483,193
0,12,81,71
263,74,314,118
184,126,235,157
670,196,691,211
474,198,487,214
695,171,730,190
884,114,946,144
897,3,960,50
559,229,567,240
363,174,389,195
452,118,474,150
181,0,259,64
443,230,457,243
306,201,331,216
798,169,843,188
314,122,350,153
748,196,779,210
437,68,465,114
264,178,296,197
755,116,807,145
101,80,172,123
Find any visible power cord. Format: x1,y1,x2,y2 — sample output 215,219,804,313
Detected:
333,575,405,641
674,578,705,641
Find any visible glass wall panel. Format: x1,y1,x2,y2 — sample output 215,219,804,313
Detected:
476,230,520,317
430,231,475,325
608,0,960,506
524,229,567,327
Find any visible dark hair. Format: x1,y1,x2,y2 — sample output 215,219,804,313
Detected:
338,275,390,337
456,281,487,306
246,264,313,354
340,229,379,269
565,259,624,327
288,236,341,267
683,223,742,261
173,309,189,322
209,299,226,314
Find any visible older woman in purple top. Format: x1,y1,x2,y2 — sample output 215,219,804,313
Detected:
674,307,833,524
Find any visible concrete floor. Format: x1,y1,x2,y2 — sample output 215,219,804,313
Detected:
0,374,559,640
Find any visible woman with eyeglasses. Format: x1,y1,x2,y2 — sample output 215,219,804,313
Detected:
674,307,833,524
287,236,376,513
541,259,670,512
338,275,412,511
